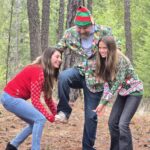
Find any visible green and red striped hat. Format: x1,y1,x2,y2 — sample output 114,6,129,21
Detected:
74,6,92,26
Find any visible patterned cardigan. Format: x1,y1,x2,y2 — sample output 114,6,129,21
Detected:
100,54,144,105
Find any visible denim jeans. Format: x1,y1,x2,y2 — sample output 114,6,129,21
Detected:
108,94,142,150
0,92,46,150
57,68,102,150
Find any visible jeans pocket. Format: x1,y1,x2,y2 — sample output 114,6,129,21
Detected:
0,92,15,110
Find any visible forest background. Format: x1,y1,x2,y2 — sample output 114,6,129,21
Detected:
0,0,149,100
0,0,150,149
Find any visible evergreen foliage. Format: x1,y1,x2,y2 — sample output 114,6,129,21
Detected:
0,0,149,97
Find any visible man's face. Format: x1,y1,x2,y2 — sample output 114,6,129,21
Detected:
76,25,92,39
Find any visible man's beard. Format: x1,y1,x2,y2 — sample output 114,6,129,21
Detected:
79,32,90,39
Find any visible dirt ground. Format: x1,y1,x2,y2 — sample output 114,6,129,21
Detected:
0,99,150,150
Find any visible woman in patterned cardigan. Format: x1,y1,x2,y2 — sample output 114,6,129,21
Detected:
95,36,143,150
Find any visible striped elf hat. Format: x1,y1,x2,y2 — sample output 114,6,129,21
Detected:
74,6,93,26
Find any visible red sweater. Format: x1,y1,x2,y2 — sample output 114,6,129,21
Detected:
4,64,57,122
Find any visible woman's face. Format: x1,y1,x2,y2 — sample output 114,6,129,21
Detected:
98,41,108,58
51,51,62,68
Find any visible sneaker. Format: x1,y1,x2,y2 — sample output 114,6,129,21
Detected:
6,142,18,150
55,111,68,123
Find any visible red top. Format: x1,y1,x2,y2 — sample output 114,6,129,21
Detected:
4,64,57,122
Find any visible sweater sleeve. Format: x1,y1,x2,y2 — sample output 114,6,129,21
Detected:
44,95,57,116
55,30,68,50
100,82,113,105
31,71,54,122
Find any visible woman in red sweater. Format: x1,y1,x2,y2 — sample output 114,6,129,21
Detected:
0,47,62,150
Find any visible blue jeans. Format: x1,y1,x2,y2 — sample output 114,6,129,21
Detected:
57,68,102,150
0,92,46,150
108,94,142,150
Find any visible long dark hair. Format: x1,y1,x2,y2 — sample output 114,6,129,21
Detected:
32,47,61,98
96,36,118,82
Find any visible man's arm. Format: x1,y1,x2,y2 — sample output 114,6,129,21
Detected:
101,25,113,36
101,25,121,49
55,30,68,52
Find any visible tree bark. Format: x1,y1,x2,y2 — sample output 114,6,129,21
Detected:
87,0,92,13
41,0,50,51
9,0,21,78
124,0,133,64
57,0,65,42
62,0,82,102
66,0,82,28
27,0,41,61
6,0,14,83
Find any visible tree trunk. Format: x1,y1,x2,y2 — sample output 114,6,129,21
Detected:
87,0,92,13
124,0,133,64
82,0,85,6
15,0,20,64
8,0,21,78
66,0,82,28
62,0,82,102
6,0,14,83
57,0,65,42
41,0,50,51
27,0,41,61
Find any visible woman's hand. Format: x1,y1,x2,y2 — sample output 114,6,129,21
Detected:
95,104,107,117
47,115,55,123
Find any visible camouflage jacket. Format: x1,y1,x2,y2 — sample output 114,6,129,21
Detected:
56,24,112,93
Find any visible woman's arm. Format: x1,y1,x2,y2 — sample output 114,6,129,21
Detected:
31,72,54,123
44,96,57,116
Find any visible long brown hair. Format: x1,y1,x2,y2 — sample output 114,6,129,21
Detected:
96,36,118,82
32,47,61,98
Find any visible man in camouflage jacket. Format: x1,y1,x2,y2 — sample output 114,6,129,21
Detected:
55,6,112,150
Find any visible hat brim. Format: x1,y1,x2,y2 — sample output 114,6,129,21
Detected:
74,21,92,27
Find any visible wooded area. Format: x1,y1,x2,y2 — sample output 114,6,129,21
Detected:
0,0,150,98
0,1,150,149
